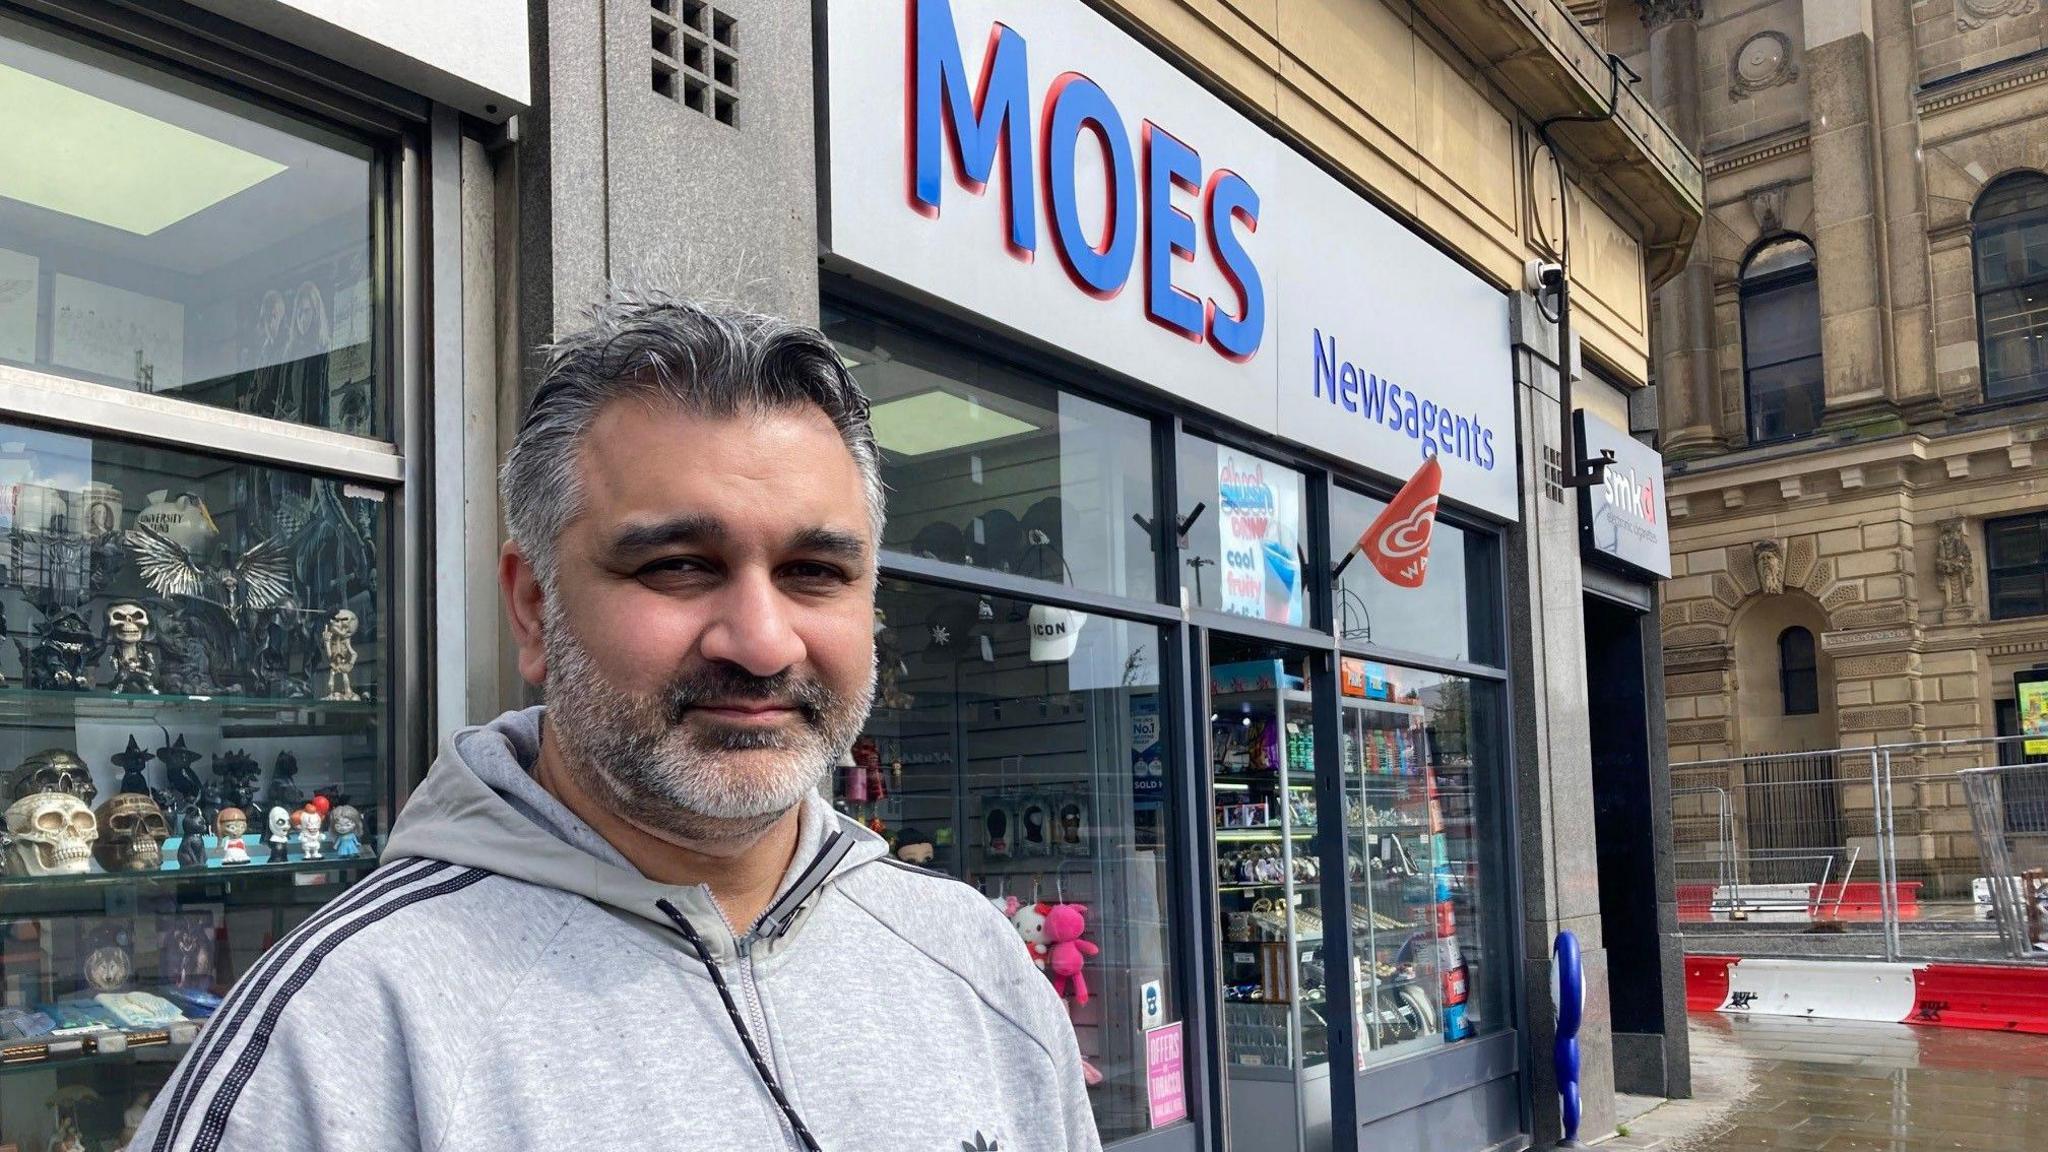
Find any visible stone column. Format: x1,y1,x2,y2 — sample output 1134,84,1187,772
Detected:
1874,0,1938,415
1644,0,1718,459
1803,2,1901,432
1506,293,1617,1145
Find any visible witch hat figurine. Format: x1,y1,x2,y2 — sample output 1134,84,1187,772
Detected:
156,732,204,812
112,735,154,795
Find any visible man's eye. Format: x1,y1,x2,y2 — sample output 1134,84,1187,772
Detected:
638,557,711,578
784,562,849,583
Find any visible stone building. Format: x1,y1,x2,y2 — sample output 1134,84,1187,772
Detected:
1586,0,2048,888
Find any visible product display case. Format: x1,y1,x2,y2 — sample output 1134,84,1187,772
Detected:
1210,657,1332,1152
1341,658,1476,1071
0,427,388,1150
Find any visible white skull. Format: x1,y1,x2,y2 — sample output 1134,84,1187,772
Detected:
329,610,358,638
107,601,149,645
5,793,97,876
269,806,291,837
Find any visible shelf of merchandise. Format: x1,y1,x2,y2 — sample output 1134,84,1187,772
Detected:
1215,827,1316,842
0,853,379,892
0,1021,201,1077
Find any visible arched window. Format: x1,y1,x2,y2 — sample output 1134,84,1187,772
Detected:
1741,236,1824,443
1779,626,1818,716
1973,172,2048,402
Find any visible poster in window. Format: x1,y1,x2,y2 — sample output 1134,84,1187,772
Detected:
2018,670,2048,756
1216,448,1304,625
50,273,184,392
0,248,37,363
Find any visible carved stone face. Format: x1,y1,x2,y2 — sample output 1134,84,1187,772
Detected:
9,749,98,807
329,610,358,639
96,794,169,871
4,793,97,876
107,601,149,645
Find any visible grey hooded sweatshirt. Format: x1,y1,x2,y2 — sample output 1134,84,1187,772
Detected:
130,708,1102,1152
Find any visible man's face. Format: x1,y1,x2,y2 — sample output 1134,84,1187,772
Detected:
521,399,878,841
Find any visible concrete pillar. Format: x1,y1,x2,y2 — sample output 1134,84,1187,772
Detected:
1802,2,1901,433
1507,293,1616,1145
1644,0,1718,459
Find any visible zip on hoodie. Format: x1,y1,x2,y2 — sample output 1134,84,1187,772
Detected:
732,939,800,1152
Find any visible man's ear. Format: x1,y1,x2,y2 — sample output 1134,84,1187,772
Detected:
500,542,548,687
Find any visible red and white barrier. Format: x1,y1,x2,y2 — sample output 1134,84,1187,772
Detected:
1687,954,2048,1035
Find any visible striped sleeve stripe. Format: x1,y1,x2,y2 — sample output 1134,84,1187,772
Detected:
152,857,453,1152
188,867,492,1152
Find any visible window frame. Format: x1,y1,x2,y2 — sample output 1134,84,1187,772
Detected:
1739,235,1824,446
1971,171,2048,404
1777,625,1819,716
1987,511,2048,621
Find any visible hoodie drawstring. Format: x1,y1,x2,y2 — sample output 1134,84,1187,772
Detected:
655,898,824,1152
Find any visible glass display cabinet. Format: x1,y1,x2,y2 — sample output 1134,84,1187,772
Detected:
1209,655,1331,1152
1341,658,1477,1072
0,427,389,1150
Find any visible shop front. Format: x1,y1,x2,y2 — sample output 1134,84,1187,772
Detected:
0,1,519,1145
818,1,1529,1147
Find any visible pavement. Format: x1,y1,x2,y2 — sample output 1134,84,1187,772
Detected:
1597,1013,2048,1150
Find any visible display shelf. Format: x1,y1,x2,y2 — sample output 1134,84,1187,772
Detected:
1339,696,1424,717
1212,775,1313,789
1212,688,1315,709
1219,882,1290,892
0,1023,199,1077
0,854,379,892
0,686,380,720
1216,827,1314,842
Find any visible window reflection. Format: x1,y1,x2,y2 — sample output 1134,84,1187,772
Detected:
0,18,383,436
845,580,1182,1141
1176,435,1308,627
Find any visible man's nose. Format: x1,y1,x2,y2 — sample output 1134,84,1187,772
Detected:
698,568,807,677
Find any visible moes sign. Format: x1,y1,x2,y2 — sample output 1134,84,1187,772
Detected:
909,0,1264,360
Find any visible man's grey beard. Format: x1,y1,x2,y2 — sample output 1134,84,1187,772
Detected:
540,596,874,842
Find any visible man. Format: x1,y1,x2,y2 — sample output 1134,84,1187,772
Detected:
132,297,1100,1152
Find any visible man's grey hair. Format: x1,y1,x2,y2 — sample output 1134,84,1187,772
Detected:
501,293,885,585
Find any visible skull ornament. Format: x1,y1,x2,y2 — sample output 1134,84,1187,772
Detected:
106,601,149,645
330,609,359,638
95,794,169,871
4,792,97,876
8,749,98,807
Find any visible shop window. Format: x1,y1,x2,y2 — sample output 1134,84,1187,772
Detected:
1988,512,2048,620
1740,236,1823,444
0,17,386,437
0,423,390,1148
1973,172,2048,402
1176,434,1308,627
844,579,1183,1142
1328,484,1504,667
823,309,1159,602
1778,626,1818,715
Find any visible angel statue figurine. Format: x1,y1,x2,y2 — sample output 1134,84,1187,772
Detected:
123,526,294,694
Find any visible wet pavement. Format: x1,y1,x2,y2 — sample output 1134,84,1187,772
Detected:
1601,1014,2048,1150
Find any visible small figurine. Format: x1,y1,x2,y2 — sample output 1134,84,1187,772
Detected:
265,750,304,812
215,807,249,865
155,732,205,812
3,792,96,877
112,735,153,795
102,600,159,694
175,808,209,870
892,828,935,867
210,750,261,813
94,793,169,872
296,806,324,859
266,806,291,863
328,805,363,858
24,609,95,691
321,609,361,701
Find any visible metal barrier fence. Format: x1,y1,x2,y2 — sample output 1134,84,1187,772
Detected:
1671,735,2048,962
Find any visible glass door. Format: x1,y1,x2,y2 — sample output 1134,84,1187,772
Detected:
1207,636,1332,1152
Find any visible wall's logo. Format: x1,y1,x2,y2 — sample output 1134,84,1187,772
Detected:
1357,456,1442,589
908,0,1264,359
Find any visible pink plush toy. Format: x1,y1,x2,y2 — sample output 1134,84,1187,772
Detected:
1043,902,1099,1005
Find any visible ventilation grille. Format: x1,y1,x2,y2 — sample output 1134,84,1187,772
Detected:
651,0,738,126
1543,445,1566,504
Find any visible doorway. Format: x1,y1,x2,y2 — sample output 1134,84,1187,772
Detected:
1583,593,1677,1097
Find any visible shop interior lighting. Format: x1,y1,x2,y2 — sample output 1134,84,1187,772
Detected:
0,62,285,235
868,390,1037,457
